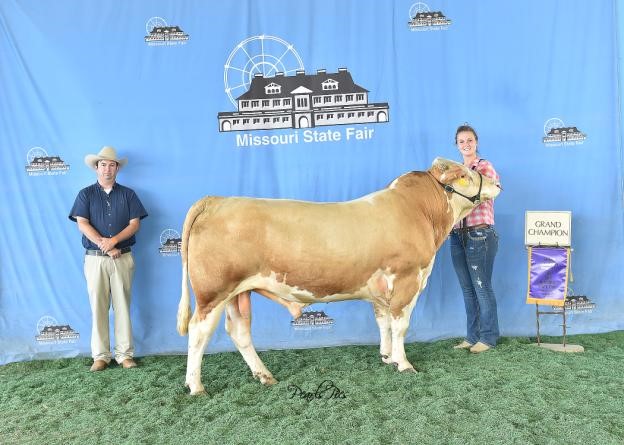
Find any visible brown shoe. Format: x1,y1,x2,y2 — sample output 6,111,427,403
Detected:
90,360,108,372
453,340,474,350
121,358,138,369
470,342,491,354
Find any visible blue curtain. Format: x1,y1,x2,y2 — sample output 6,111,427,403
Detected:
0,0,622,364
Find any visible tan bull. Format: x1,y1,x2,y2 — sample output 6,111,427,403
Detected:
177,157,500,395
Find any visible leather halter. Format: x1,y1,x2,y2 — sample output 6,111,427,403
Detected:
432,171,483,205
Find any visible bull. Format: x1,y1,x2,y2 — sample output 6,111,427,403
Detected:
177,157,501,395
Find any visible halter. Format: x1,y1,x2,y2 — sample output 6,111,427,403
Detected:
433,171,483,205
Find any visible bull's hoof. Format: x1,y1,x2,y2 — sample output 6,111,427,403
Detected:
253,372,278,386
189,386,208,396
262,375,278,386
189,388,208,396
381,354,392,365
400,367,418,373
186,382,207,395
392,362,417,373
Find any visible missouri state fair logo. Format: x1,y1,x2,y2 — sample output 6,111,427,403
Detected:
25,146,70,176
217,35,389,147
291,310,334,331
159,229,181,256
144,17,189,46
408,2,451,31
35,316,80,344
542,118,587,147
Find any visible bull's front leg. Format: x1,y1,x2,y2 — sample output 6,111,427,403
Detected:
389,260,434,372
390,311,416,372
186,305,226,395
372,302,392,364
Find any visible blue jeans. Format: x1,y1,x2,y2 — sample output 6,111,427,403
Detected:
450,226,500,347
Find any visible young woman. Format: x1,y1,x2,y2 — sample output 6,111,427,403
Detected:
449,124,501,353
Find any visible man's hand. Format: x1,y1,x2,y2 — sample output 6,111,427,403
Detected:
98,237,118,253
107,247,122,259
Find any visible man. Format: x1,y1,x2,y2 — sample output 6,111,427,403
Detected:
69,146,148,371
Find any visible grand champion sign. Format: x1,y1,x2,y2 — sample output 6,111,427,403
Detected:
525,211,571,247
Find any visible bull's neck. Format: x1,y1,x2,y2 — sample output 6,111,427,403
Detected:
434,190,484,247
393,172,457,250
432,193,458,249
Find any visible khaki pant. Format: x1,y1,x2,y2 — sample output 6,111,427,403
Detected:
84,253,135,363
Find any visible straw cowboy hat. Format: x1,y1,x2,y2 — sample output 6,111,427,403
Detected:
84,146,128,170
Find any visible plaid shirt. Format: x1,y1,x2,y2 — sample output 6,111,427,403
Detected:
455,158,499,229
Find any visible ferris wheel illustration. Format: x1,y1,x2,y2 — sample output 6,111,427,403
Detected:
409,2,430,19
26,147,48,164
223,35,305,107
146,17,167,34
160,229,180,246
37,316,58,334
544,118,565,135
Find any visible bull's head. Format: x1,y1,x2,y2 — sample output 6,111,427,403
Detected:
430,157,501,207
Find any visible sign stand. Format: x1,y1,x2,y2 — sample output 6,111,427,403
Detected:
533,286,596,352
525,211,589,353
533,301,584,353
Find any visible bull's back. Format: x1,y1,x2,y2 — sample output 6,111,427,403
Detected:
189,195,404,261
192,193,436,291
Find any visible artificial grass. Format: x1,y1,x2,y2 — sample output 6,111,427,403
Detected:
1,332,623,445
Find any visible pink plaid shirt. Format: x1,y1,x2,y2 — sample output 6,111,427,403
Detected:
454,158,499,229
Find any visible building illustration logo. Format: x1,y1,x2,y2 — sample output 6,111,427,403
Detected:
291,310,334,330
408,3,451,31
159,229,181,256
35,316,79,344
218,35,389,146
25,147,70,176
144,17,189,46
542,118,587,146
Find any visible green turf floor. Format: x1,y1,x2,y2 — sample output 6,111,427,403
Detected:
1,332,623,444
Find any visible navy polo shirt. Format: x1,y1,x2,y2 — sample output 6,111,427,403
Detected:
69,182,148,250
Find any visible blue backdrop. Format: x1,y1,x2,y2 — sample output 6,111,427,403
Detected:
1,0,622,365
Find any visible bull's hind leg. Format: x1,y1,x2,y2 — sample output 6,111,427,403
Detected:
372,302,393,365
186,304,226,395
224,292,277,386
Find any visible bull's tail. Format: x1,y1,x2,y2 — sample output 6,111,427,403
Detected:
177,198,212,336
177,260,192,336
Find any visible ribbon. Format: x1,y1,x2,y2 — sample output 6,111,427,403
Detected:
526,247,570,306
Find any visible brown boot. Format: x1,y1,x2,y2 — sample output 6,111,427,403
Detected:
121,358,138,369
470,342,491,353
90,360,108,372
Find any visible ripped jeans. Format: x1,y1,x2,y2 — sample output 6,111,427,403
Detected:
450,226,500,347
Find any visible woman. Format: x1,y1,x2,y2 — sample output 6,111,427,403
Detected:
450,124,501,353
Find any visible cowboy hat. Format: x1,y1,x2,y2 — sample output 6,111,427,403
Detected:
84,146,128,170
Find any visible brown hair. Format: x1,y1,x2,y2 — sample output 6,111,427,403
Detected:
95,159,120,170
455,124,478,144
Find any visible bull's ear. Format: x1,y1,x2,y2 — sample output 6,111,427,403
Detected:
440,165,465,183
432,157,450,172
